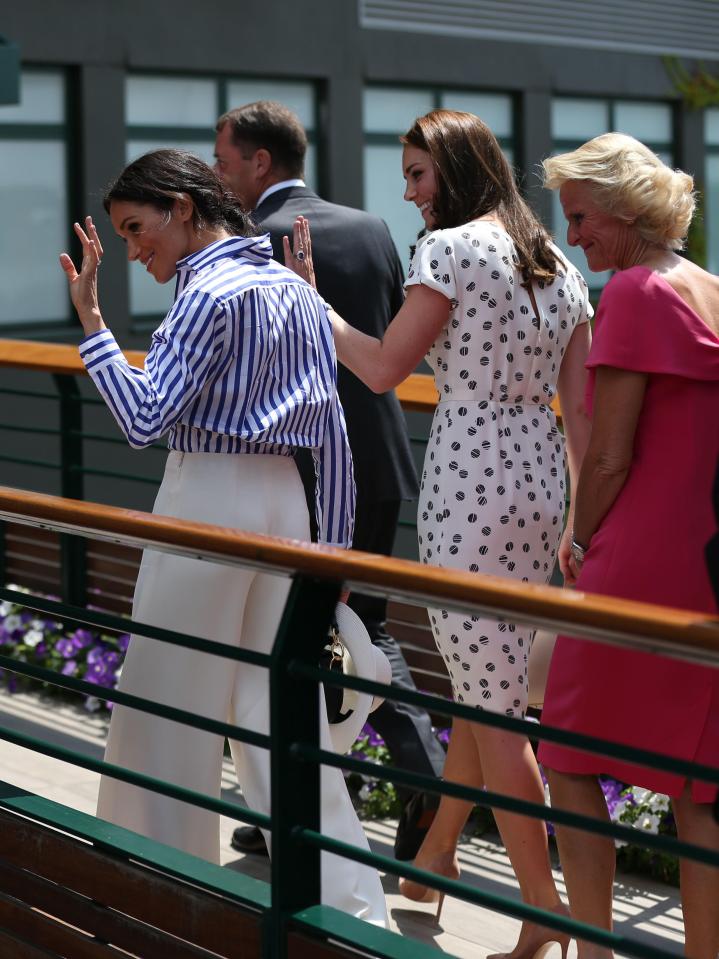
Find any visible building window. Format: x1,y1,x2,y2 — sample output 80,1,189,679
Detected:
550,97,673,292
125,74,317,321
706,108,719,275
363,86,515,268
0,69,69,327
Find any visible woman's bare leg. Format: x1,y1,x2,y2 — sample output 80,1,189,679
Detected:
672,784,719,959
399,718,479,897
476,725,566,959
547,770,615,959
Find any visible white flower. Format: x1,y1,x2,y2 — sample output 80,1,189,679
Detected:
358,782,375,802
0,601,12,617
640,813,662,834
23,629,44,648
632,787,651,804
30,619,45,631
2,615,22,632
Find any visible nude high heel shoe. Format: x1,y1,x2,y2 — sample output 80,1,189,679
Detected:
531,942,568,959
487,904,571,959
398,850,459,923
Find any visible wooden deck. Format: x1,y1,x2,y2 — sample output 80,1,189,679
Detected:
0,689,685,958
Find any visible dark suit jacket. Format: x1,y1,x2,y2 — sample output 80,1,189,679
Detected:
255,186,418,503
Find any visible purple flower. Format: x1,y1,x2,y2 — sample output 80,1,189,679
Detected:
61,660,78,676
85,662,114,687
117,634,130,653
55,638,76,659
86,645,107,665
102,651,121,670
436,727,451,746
70,629,93,651
361,723,385,748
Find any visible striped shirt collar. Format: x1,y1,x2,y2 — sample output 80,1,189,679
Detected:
176,234,274,280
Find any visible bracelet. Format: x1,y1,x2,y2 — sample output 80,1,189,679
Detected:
570,536,588,565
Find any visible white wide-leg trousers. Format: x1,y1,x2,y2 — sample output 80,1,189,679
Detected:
96,451,387,925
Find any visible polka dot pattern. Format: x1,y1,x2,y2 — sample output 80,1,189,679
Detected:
406,221,592,716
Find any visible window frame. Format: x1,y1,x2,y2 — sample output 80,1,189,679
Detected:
0,65,76,333
124,70,320,330
705,107,719,276
550,95,675,299
362,82,516,264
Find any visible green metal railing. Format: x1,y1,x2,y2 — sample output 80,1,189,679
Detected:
0,488,718,958
0,367,428,594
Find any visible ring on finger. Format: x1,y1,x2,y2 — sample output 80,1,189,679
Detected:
295,249,306,262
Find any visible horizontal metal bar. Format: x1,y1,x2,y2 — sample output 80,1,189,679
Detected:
291,660,719,785
0,587,271,669
0,423,59,437
0,781,271,910
294,742,719,869
0,653,270,750
0,722,268,830
294,833,679,959
68,429,165,450
68,466,159,484
0,455,58,470
0,388,57,400
4,506,718,669
290,904,440,959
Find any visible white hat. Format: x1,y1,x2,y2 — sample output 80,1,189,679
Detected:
327,602,392,755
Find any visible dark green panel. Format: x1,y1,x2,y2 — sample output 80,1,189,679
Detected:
0,35,20,106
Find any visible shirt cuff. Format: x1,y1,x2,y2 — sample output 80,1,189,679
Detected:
79,329,125,374
318,538,350,550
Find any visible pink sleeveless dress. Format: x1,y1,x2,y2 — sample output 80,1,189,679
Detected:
539,267,719,802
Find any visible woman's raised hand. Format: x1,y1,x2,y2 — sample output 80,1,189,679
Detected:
283,215,317,289
59,216,106,336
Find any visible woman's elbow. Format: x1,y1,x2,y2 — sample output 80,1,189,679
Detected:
592,450,632,480
366,362,408,394
368,374,393,394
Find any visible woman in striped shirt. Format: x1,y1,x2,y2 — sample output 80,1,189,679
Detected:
59,149,386,925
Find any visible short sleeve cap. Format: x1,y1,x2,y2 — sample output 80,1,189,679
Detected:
588,267,719,379
405,230,458,303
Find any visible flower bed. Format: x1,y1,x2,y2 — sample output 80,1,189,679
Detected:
0,587,678,885
0,588,127,711
347,729,678,886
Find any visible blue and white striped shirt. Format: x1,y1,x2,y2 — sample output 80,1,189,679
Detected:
79,235,355,547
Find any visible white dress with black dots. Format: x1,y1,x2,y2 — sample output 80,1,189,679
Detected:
405,221,592,716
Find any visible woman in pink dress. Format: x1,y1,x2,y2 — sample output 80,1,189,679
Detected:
540,133,719,959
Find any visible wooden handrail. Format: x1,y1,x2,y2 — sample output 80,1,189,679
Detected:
0,485,717,666
0,339,562,418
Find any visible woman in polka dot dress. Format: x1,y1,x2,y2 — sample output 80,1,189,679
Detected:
287,109,592,959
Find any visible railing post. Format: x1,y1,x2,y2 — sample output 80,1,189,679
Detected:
53,375,86,606
266,574,340,959
0,521,5,587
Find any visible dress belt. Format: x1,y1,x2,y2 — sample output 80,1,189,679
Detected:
437,393,551,408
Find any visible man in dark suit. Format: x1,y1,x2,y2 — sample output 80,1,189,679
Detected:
214,100,445,859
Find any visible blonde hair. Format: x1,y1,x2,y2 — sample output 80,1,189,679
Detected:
542,133,695,251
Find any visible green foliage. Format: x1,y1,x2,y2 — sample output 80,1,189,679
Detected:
345,730,403,819
614,786,680,886
686,190,707,269
664,56,719,111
